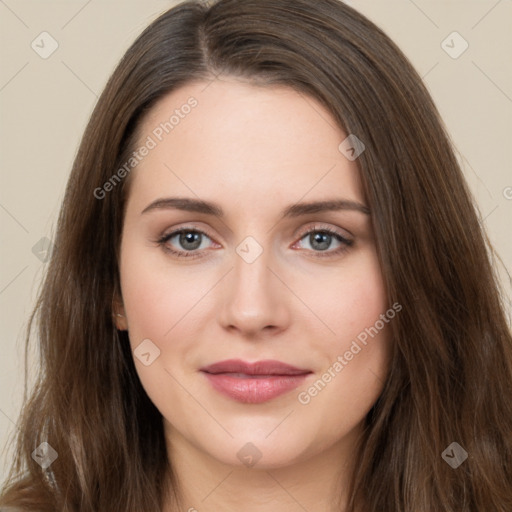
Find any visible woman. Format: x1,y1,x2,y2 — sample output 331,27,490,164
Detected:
1,0,511,510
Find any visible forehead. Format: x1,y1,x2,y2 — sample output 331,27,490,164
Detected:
126,78,364,215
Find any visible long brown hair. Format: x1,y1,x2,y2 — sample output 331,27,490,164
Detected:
1,0,511,510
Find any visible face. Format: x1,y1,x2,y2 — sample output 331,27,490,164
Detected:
115,78,392,470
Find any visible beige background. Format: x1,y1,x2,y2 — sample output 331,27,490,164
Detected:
1,0,511,482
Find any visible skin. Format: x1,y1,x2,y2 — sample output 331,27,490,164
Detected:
114,77,392,512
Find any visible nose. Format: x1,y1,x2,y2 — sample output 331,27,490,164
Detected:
217,246,291,338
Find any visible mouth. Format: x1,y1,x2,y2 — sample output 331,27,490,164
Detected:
200,359,313,404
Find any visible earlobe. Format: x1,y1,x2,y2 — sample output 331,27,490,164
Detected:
113,310,128,331
112,296,128,331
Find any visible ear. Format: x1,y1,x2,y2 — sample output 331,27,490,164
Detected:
112,293,128,331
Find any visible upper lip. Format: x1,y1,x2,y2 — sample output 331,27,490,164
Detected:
200,359,312,376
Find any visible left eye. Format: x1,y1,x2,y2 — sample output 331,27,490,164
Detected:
295,230,350,252
157,227,352,258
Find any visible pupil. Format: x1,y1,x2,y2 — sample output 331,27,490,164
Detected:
180,232,201,250
311,232,331,251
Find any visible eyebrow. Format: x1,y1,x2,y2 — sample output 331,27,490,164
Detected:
141,197,370,217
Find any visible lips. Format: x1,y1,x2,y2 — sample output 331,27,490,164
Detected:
200,359,312,404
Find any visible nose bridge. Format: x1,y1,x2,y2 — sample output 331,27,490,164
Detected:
218,237,290,334
233,246,272,299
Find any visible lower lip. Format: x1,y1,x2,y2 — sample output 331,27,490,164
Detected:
202,372,310,404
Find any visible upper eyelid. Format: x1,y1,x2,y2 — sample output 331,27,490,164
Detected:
160,223,352,247
161,224,217,243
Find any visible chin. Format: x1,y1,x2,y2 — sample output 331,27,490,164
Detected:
200,432,314,470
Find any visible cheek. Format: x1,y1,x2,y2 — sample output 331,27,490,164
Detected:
311,249,388,342
119,244,206,344
118,245,205,416
297,249,391,417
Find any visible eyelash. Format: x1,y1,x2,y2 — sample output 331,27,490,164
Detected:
155,225,353,260
156,226,354,258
